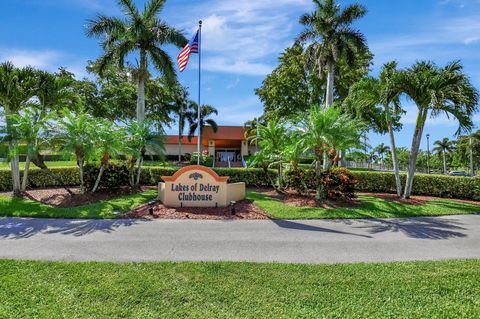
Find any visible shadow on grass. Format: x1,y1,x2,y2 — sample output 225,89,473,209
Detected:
0,217,147,239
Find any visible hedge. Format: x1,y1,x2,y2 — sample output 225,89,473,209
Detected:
0,166,478,201
353,171,480,201
0,165,275,191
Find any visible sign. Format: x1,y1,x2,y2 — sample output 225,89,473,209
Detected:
158,165,245,207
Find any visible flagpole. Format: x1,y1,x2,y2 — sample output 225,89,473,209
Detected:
197,20,202,165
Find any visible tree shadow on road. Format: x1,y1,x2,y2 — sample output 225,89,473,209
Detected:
331,217,468,240
270,219,372,238
0,218,146,239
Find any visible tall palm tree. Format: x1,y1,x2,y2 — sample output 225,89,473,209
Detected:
398,61,478,198
0,62,35,195
188,104,219,145
374,143,391,166
296,0,368,107
244,117,262,153
172,86,195,162
86,0,187,124
433,138,455,175
345,61,404,196
298,105,363,201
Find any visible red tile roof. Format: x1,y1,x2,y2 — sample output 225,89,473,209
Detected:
165,126,245,145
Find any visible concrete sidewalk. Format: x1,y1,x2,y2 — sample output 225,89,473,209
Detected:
0,215,478,264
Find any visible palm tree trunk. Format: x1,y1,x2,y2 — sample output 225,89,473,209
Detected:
325,60,335,107
91,164,106,193
21,153,31,191
31,152,73,195
315,159,326,203
136,50,147,124
387,122,402,197
403,109,428,198
135,157,144,186
78,157,85,193
442,151,447,175
9,140,21,196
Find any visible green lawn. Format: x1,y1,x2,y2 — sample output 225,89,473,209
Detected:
247,191,480,219
0,161,78,170
0,259,478,318
0,190,157,219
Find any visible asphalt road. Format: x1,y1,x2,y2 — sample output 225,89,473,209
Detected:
0,215,479,264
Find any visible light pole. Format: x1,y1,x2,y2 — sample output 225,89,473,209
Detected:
426,134,430,174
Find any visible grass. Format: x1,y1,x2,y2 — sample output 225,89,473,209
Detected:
0,161,78,169
0,190,157,219
0,259,478,318
247,191,480,219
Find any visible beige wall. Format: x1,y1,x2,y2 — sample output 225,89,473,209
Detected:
164,144,197,156
227,183,246,202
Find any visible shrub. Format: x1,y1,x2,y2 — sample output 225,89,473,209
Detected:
322,168,357,200
285,168,356,200
353,171,480,200
84,164,130,190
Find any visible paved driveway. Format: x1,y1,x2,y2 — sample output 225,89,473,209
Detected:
0,215,479,264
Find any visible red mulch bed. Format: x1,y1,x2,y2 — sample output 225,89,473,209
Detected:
0,186,156,208
124,200,269,220
251,187,361,209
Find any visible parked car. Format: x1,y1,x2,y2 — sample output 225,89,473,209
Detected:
448,171,469,177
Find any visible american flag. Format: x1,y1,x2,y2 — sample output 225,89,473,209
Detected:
177,30,199,72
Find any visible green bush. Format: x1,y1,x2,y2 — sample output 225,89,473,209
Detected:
353,171,480,200
84,164,130,190
0,164,478,200
0,167,80,191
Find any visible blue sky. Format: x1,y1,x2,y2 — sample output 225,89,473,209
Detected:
1,0,479,150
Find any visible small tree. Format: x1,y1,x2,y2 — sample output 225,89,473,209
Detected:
125,120,165,187
91,120,126,193
433,138,455,174
298,105,363,202
52,109,96,193
249,120,288,192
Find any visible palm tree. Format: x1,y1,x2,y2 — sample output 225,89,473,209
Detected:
250,120,289,191
0,62,35,195
296,0,368,107
374,143,390,166
91,120,126,193
86,0,187,124
188,104,219,146
52,109,97,193
172,86,195,162
345,61,404,196
125,120,165,186
298,105,363,201
433,138,455,175
398,61,478,198
244,117,262,153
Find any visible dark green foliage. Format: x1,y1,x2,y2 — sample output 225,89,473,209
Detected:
84,164,130,190
354,171,480,200
0,166,477,200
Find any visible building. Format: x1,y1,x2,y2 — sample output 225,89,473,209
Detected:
164,126,257,166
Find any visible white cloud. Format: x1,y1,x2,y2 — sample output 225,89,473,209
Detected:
0,48,88,79
172,0,311,76
0,48,62,69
